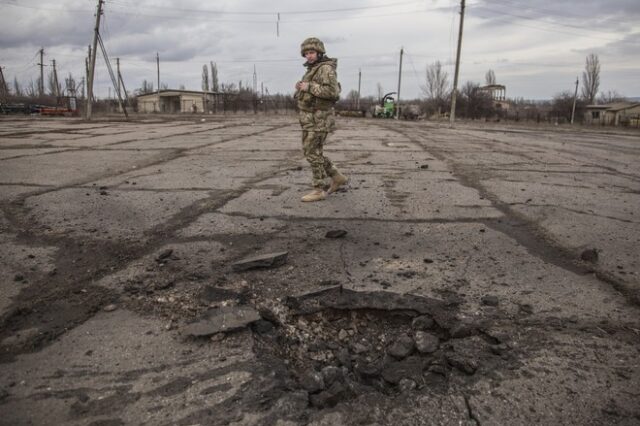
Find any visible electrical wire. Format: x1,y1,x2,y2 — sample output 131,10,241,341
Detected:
106,0,425,16
468,4,623,42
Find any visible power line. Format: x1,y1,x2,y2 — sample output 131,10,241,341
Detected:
469,4,623,42
107,0,424,16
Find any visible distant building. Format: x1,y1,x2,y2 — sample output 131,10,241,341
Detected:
136,89,223,113
479,84,510,112
584,102,640,126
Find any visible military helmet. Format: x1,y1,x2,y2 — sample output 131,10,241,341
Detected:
300,37,326,57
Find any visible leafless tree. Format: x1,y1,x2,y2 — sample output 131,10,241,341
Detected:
597,90,626,104
26,79,38,97
423,61,449,102
13,77,22,96
485,69,496,85
138,80,154,95
581,53,600,104
202,65,209,91
346,89,359,109
210,62,219,92
65,73,77,96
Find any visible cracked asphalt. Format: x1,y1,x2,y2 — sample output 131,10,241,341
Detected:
0,115,639,425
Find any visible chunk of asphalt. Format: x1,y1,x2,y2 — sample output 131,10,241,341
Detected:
580,248,599,263
414,331,439,354
231,251,288,272
182,306,261,337
285,286,457,330
481,295,499,307
325,230,347,239
156,249,173,261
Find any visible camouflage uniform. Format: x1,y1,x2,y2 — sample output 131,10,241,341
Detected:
296,41,341,189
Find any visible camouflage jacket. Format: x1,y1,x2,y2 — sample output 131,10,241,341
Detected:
296,57,340,112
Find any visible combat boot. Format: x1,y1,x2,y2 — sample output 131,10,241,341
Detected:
301,189,326,202
327,172,348,194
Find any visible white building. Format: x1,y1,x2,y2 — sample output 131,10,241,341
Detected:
136,90,222,113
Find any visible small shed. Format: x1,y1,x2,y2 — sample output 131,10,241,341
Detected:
136,90,222,113
584,102,640,126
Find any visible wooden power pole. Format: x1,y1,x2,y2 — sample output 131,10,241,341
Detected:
450,0,466,125
357,68,361,110
87,0,104,119
38,48,44,97
570,76,579,124
395,47,403,119
52,59,60,97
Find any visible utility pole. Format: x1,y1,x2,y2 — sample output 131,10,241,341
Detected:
395,47,404,119
116,57,128,103
450,0,466,125
357,68,361,110
87,0,103,119
52,59,60,97
156,52,160,96
86,46,91,101
570,76,579,124
38,48,44,97
116,57,123,100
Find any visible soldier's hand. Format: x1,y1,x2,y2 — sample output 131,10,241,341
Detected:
296,81,309,91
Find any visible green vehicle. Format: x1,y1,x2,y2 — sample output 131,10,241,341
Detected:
374,92,396,118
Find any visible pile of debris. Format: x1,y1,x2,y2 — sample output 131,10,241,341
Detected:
251,287,513,408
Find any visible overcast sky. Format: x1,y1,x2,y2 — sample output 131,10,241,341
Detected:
1,0,638,100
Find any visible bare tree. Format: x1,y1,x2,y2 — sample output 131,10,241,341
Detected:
346,89,359,109
26,79,38,97
376,83,383,102
597,90,626,104
423,61,449,102
202,65,209,91
138,80,154,95
581,53,600,104
210,62,219,92
65,73,76,96
13,77,22,96
47,71,61,96
485,69,496,85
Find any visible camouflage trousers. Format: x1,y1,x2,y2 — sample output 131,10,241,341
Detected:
299,109,338,188
301,130,338,188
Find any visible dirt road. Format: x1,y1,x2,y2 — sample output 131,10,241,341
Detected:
1,115,639,425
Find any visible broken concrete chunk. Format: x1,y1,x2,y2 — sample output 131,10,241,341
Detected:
156,249,173,262
412,315,434,331
481,295,499,307
381,356,426,384
325,230,347,239
299,371,325,393
183,306,261,337
414,331,439,354
103,304,118,312
231,251,288,272
387,333,415,359
580,248,599,263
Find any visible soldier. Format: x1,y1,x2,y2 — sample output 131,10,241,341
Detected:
295,37,348,202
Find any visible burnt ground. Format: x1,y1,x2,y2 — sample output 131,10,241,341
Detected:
0,114,639,425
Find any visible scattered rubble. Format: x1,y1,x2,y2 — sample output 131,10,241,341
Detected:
252,288,511,407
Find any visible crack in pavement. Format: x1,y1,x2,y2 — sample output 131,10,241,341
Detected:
378,123,640,305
